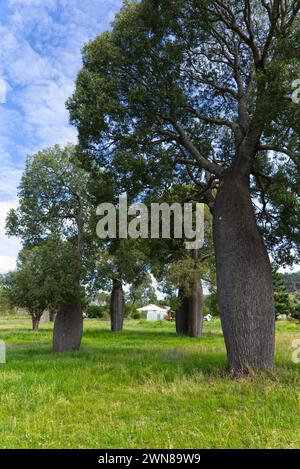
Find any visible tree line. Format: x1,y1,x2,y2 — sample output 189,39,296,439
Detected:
1,0,300,377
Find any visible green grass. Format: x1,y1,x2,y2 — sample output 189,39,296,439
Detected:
0,316,300,449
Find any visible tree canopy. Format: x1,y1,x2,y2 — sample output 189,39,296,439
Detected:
68,0,300,262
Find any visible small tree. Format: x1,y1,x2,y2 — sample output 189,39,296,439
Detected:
2,273,43,331
292,302,300,323
128,273,157,307
2,239,83,331
273,271,293,319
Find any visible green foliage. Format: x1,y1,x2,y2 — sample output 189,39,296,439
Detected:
85,304,107,319
128,273,157,307
2,238,84,323
280,271,300,293
0,277,14,315
131,311,141,320
6,145,89,245
5,144,98,308
273,271,293,318
291,302,300,323
204,291,219,317
68,0,300,267
124,302,139,319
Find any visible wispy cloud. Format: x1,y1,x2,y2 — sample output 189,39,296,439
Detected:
0,200,21,273
0,0,122,271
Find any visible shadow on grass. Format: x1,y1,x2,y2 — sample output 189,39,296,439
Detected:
5,328,227,379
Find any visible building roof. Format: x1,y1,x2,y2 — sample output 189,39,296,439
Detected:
137,304,169,312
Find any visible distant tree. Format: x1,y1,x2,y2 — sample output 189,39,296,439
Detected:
95,239,150,331
280,272,300,293
147,194,214,338
0,277,13,315
292,302,300,323
204,290,219,317
128,273,157,307
273,271,292,318
85,304,107,319
124,302,139,319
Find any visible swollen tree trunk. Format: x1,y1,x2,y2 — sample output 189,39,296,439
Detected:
176,279,204,337
53,303,83,352
52,198,85,353
213,167,275,376
110,279,125,332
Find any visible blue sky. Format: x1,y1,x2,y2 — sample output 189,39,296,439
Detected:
0,0,122,273
0,1,298,277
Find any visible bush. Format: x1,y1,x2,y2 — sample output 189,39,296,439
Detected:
132,311,141,319
204,292,219,316
85,304,107,319
125,303,140,319
292,303,300,322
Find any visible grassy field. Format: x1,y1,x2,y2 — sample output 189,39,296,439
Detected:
0,316,299,449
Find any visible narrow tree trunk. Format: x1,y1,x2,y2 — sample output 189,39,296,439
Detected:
176,279,204,337
110,279,125,332
49,310,56,322
213,168,275,376
32,316,40,331
52,303,83,352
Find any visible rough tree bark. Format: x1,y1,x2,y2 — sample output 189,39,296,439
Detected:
176,278,203,337
110,279,125,332
53,302,83,352
213,163,275,376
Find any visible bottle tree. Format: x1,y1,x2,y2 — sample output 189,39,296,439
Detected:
67,0,300,375
145,186,214,338
6,145,93,352
86,166,156,332
95,239,151,332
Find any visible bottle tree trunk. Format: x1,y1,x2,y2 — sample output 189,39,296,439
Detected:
52,201,85,353
110,279,125,332
53,303,83,352
213,168,275,376
176,279,204,337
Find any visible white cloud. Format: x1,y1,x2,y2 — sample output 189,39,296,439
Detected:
0,0,122,270
0,255,17,273
0,200,21,273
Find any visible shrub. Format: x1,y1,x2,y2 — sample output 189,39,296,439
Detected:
204,292,219,316
125,303,140,319
86,304,106,318
132,311,141,319
292,303,300,323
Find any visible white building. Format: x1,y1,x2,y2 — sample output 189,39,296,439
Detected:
137,304,169,321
